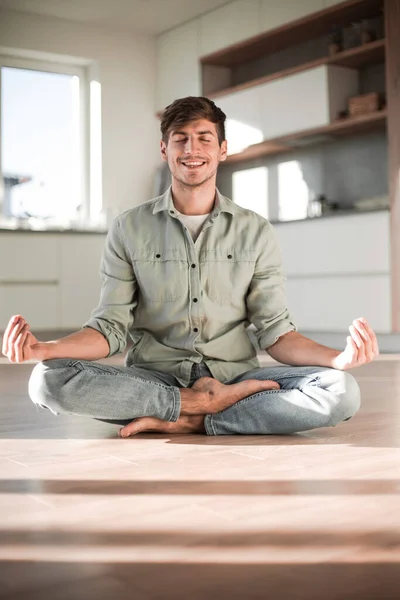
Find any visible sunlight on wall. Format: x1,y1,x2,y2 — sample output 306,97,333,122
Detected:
225,119,263,155
278,160,309,221
232,166,268,218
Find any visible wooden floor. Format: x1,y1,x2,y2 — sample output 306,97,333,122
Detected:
0,357,399,599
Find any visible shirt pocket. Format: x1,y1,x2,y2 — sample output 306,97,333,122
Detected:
132,249,188,303
200,249,256,305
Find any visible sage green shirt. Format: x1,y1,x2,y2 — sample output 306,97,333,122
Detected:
84,187,296,386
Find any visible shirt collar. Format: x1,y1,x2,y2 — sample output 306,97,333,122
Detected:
152,185,235,217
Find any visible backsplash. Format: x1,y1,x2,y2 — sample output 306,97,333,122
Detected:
217,130,388,220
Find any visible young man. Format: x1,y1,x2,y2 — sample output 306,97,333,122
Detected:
2,97,378,437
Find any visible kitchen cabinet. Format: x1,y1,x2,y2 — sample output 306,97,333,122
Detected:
215,65,358,153
274,211,391,333
0,284,59,330
59,235,104,329
258,65,359,140
199,0,260,57
214,86,263,155
260,0,324,32
324,0,346,7
156,20,201,113
285,274,391,333
0,234,58,282
0,232,106,331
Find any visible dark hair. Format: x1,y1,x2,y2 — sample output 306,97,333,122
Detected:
160,96,226,145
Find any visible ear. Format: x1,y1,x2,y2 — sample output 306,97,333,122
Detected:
160,139,168,162
219,139,228,162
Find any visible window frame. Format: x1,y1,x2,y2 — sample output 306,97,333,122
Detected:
0,54,92,225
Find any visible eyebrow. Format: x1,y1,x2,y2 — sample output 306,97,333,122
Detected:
171,130,215,137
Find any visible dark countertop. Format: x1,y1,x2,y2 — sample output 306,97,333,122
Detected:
0,207,389,232
270,206,389,225
0,226,108,234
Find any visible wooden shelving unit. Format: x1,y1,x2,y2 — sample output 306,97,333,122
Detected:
201,0,383,69
225,109,387,164
209,39,386,100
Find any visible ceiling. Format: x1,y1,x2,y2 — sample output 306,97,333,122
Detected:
0,0,231,35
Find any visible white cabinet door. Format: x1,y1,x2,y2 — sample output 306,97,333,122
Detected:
0,284,59,330
286,275,391,333
215,86,263,155
324,0,345,7
199,0,261,57
259,67,329,139
59,234,106,329
260,0,324,32
0,233,58,282
258,66,358,140
275,212,390,276
156,20,201,113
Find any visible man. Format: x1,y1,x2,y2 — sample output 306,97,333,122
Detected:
2,96,378,438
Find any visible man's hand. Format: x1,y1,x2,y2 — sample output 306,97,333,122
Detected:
331,317,379,371
2,315,45,363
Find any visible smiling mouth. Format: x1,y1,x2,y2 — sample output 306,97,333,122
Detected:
181,161,206,169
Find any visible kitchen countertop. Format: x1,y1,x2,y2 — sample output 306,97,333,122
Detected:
0,207,389,232
270,206,389,225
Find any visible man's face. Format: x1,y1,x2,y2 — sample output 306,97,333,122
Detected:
160,119,227,188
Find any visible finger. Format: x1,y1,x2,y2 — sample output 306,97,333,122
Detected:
347,335,358,361
359,317,379,356
350,326,366,363
15,325,30,363
353,319,374,361
8,318,27,361
349,325,363,349
2,315,22,356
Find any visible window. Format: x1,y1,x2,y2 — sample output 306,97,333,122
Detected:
0,55,100,228
278,160,309,221
232,167,268,219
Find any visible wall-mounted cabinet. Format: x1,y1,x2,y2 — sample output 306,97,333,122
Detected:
216,65,359,155
199,0,261,57
156,20,201,113
260,0,325,32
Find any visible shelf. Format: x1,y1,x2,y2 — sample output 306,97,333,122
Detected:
224,110,387,164
329,38,385,69
201,0,383,68
209,39,386,100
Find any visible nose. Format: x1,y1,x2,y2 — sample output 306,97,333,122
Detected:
184,136,199,155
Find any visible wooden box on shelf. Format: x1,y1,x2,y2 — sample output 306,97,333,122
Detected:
348,92,380,116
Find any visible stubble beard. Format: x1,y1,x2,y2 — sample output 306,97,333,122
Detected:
171,165,218,189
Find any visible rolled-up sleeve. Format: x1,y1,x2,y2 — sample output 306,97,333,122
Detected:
246,222,296,351
83,216,137,356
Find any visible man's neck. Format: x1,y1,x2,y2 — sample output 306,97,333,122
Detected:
171,178,217,216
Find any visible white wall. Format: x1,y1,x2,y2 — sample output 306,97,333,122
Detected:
0,8,161,212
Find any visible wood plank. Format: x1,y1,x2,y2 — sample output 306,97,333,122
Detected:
385,0,400,332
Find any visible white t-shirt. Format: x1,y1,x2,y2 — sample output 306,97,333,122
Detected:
175,209,210,242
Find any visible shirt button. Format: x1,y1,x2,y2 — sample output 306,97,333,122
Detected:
191,264,196,268
156,253,161,258
227,254,232,259
193,328,199,333
193,298,198,302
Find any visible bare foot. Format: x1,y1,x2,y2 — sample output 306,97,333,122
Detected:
180,376,280,415
119,415,205,438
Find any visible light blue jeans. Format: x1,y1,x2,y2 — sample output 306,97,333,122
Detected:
28,359,361,435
